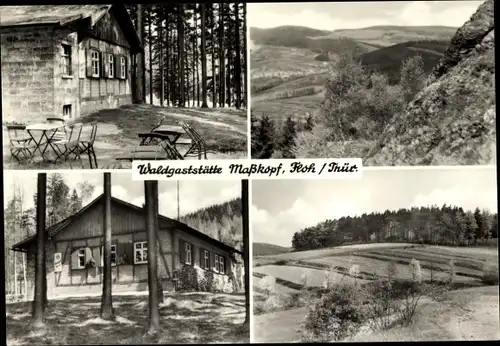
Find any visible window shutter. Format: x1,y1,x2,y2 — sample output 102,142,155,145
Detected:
179,239,185,264
199,248,204,268
85,49,93,77
71,248,78,270
190,244,194,266
125,55,129,80
115,54,120,79
93,247,101,267
223,256,227,274
100,51,107,78
124,243,134,265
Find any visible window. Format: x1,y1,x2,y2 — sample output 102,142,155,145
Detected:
101,245,117,267
185,243,192,265
63,104,72,118
203,250,209,270
62,44,72,75
108,53,114,78
134,241,147,264
77,249,86,268
214,254,219,273
120,56,126,79
91,50,100,77
219,256,225,274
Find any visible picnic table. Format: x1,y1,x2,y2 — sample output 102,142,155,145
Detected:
25,123,65,164
138,125,185,146
116,141,184,162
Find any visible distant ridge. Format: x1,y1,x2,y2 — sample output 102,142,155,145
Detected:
253,242,291,256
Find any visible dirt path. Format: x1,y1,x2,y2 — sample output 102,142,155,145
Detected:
156,108,247,135
253,307,307,343
443,286,500,340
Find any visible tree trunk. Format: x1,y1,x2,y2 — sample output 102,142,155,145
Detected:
14,251,18,299
192,7,196,107
242,3,247,108
218,3,225,107
201,3,208,108
242,179,250,327
100,172,114,320
32,173,46,328
178,5,185,107
234,2,242,109
195,5,200,107
165,12,170,107
211,4,217,107
23,252,27,302
145,181,161,335
159,7,164,107
136,4,145,104
148,7,153,105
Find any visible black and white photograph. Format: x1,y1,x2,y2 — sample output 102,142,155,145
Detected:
249,0,495,165
252,167,498,342
4,171,250,344
1,3,248,170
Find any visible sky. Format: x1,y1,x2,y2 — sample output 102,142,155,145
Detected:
252,167,498,247
3,171,240,219
248,1,483,31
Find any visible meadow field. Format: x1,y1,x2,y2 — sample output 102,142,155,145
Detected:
253,242,499,342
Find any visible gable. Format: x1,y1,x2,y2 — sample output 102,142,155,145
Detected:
86,10,131,49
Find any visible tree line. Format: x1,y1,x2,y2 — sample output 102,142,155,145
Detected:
292,205,498,251
126,3,247,109
180,197,243,251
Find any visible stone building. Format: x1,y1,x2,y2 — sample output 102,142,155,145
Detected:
0,5,142,123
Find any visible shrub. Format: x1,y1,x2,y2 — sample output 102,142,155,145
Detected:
409,258,422,283
447,260,456,283
387,261,398,282
481,262,499,285
364,279,398,331
302,284,365,342
177,265,199,292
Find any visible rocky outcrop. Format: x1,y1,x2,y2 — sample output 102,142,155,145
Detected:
365,0,495,166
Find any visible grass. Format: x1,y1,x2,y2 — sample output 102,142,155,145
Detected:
3,104,247,169
6,292,249,345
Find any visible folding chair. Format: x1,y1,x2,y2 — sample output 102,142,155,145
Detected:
78,121,98,169
46,117,66,141
6,124,36,164
178,121,208,159
51,123,83,168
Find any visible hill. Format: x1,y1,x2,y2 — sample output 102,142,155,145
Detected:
253,242,291,256
250,26,378,56
360,40,450,84
180,198,242,250
333,25,457,47
365,0,496,166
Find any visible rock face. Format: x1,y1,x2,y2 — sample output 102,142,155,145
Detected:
365,0,495,166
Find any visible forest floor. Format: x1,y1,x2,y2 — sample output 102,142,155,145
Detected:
3,104,248,169
6,292,249,345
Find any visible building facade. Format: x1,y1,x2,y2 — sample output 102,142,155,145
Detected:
12,196,242,299
0,5,141,124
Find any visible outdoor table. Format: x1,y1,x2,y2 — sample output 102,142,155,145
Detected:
116,145,172,162
140,125,185,146
25,123,65,164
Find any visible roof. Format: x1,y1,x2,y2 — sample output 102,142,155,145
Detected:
0,5,142,52
12,195,242,256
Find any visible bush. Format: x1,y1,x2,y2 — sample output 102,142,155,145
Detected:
302,284,365,342
387,261,398,282
481,262,499,285
177,265,199,292
364,279,399,331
